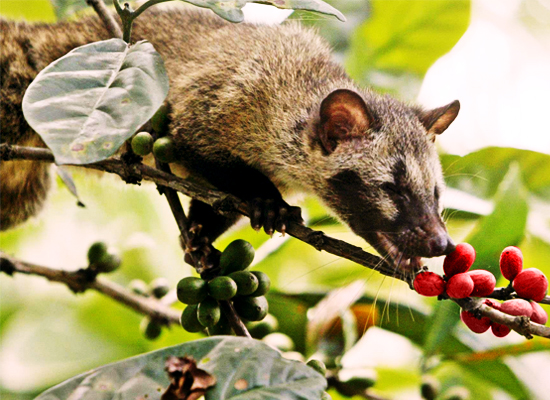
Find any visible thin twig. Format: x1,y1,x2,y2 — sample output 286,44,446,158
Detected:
0,251,181,325
155,160,192,246
489,287,550,305
86,0,123,38
154,159,251,338
219,300,251,338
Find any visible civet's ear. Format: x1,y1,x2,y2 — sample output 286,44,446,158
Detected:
315,89,375,154
418,100,460,140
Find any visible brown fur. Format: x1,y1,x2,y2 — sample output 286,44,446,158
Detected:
0,9,459,269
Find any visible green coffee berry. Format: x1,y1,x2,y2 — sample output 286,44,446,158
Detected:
234,295,268,321
309,352,337,369
306,359,327,376
180,304,203,333
337,368,377,394
420,375,440,400
153,136,176,163
87,241,108,265
131,132,154,156
228,271,259,296
209,314,233,336
247,313,279,339
208,276,238,300
151,104,169,133
249,271,270,297
321,392,332,400
220,239,255,275
441,386,470,400
140,317,162,340
262,332,294,352
177,277,208,304
197,297,221,328
150,277,170,299
95,252,121,273
128,279,149,296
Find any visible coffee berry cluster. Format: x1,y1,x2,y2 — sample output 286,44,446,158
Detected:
129,104,179,163
414,244,548,337
177,240,271,333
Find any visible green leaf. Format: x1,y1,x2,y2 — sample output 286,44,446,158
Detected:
22,39,169,165
442,147,550,200
346,0,470,81
423,300,461,357
48,0,113,19
457,360,530,399
306,281,364,356
56,166,85,207
450,338,550,362
271,292,471,358
181,0,345,23
466,163,529,275
35,337,326,400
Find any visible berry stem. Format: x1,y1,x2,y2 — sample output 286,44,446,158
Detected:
219,300,252,338
0,252,181,325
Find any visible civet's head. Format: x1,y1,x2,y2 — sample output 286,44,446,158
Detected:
309,89,459,271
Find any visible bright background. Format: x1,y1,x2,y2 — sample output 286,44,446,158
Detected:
1,0,550,399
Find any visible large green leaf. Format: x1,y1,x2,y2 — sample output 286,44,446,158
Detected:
441,147,550,200
183,0,344,23
346,0,470,81
35,337,326,400
434,361,526,400
466,163,529,275
458,360,530,399
423,300,461,357
22,39,169,165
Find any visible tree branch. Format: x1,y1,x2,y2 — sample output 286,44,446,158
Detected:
86,0,123,39
0,144,397,279
2,144,549,340
454,297,550,339
0,251,181,325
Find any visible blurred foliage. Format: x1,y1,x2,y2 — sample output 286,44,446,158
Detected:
1,0,550,399
0,0,56,21
347,0,470,84
442,148,550,200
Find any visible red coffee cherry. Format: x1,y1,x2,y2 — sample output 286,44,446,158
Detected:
491,323,511,338
443,243,476,277
512,268,548,302
500,299,533,318
446,273,474,299
460,310,492,333
499,246,523,281
484,298,501,310
530,301,548,325
467,270,496,297
413,272,446,297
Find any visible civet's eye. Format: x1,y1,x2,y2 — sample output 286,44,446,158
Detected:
382,182,399,195
434,185,440,201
